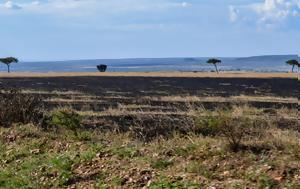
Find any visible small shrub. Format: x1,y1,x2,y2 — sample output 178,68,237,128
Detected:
196,107,265,151
49,108,82,136
195,114,221,136
217,109,258,151
0,89,44,127
151,159,174,170
258,175,278,189
80,150,97,162
174,143,197,157
77,131,92,141
221,108,269,152
50,155,74,185
112,147,138,158
220,116,249,150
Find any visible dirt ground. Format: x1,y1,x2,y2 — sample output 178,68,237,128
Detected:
0,73,298,111
0,73,298,96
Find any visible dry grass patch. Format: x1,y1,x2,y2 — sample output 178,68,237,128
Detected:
147,95,298,103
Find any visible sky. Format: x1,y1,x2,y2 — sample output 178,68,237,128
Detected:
0,0,299,61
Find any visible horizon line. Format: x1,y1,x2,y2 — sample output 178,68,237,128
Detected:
20,54,299,62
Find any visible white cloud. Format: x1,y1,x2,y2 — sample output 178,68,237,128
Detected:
297,0,300,8
229,0,300,27
2,1,22,10
0,0,192,15
181,2,192,8
229,5,239,22
0,0,192,32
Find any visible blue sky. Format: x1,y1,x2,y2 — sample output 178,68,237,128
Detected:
0,0,299,61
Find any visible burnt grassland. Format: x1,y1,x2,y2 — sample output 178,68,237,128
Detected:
0,75,299,188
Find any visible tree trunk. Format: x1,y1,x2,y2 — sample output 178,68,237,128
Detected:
214,64,219,74
292,65,295,72
7,64,10,73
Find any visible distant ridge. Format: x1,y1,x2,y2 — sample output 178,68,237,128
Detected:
3,55,297,72
23,55,298,64
236,55,299,61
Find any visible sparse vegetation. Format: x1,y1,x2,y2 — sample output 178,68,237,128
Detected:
0,120,299,188
49,108,82,136
0,102,298,188
151,159,174,170
0,75,298,188
0,89,44,127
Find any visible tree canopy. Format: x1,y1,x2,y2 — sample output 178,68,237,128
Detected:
285,59,299,72
207,58,221,64
206,58,221,73
0,57,19,65
0,57,19,73
286,59,299,66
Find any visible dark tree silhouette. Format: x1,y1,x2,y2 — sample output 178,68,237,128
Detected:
0,57,19,73
207,58,221,73
97,64,107,72
286,59,299,72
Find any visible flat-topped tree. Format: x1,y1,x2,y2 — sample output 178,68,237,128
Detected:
286,59,299,73
207,58,221,74
0,57,19,73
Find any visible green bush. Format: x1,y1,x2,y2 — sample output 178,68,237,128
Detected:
195,114,221,136
49,108,82,136
77,131,92,141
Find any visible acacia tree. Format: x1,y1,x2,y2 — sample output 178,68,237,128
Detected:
286,59,299,73
0,57,19,73
207,58,221,73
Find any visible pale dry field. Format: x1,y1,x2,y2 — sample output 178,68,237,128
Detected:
0,71,298,78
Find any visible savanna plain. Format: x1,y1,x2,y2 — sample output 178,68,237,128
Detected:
0,72,299,188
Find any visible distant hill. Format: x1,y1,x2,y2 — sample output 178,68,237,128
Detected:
236,55,298,62
2,55,298,72
227,55,299,71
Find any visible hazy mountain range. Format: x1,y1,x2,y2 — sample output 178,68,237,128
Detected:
2,55,299,72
